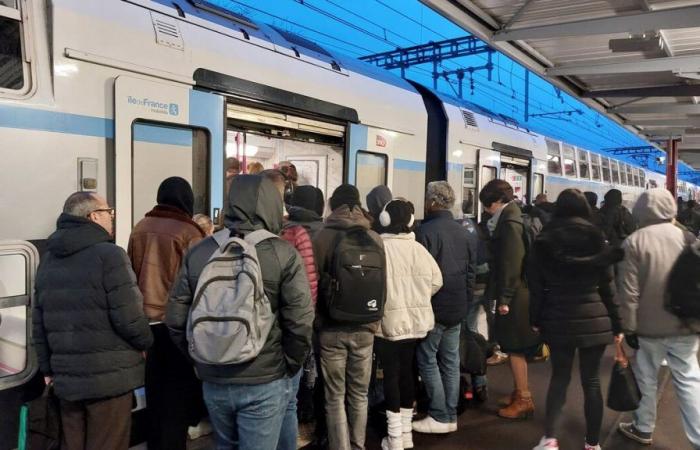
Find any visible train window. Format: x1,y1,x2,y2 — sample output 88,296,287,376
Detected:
533,173,544,197
546,140,562,175
640,171,646,189
601,157,610,182
356,151,387,203
611,160,620,184
590,154,601,181
562,145,576,177
462,166,476,217
131,122,210,226
577,150,590,179
633,169,640,187
626,164,633,186
0,14,25,91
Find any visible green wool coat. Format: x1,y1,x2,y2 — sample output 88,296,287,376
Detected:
486,202,541,353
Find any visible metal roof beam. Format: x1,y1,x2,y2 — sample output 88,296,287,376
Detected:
493,4,700,41
631,118,700,127
547,55,700,76
584,84,700,98
610,103,700,114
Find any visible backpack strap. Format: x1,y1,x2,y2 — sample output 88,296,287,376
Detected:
244,229,280,246
212,229,232,249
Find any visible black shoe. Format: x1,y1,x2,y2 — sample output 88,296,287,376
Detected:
618,422,653,445
474,385,488,403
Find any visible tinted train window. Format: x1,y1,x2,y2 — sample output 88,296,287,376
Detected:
462,167,476,217
546,140,561,175
626,165,634,186
633,169,640,187
640,171,646,189
590,154,601,181
601,157,610,182
611,160,620,184
562,145,576,177
0,16,24,90
578,150,589,179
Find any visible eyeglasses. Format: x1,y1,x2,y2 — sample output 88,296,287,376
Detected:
89,208,115,217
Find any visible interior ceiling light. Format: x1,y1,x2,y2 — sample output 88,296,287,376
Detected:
609,32,663,53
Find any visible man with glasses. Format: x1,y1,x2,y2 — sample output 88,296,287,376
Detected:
33,192,153,450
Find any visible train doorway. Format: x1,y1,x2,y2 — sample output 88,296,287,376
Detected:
500,155,531,204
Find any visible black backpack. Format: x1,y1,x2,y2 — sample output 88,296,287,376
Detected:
324,227,386,324
667,232,700,319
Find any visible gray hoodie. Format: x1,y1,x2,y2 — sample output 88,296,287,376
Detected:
618,189,700,337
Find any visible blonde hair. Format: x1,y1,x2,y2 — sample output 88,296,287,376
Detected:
247,161,264,175
193,213,214,236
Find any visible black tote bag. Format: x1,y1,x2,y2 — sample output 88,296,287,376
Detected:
607,343,642,412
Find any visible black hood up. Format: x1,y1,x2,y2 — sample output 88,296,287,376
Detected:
366,185,392,218
287,205,322,223
603,189,623,208
157,176,194,216
535,217,623,267
47,213,111,257
224,175,283,234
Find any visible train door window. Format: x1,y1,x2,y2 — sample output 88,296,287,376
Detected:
131,122,209,226
601,157,611,182
462,166,477,217
611,160,620,184
577,149,590,179
0,1,29,93
562,145,576,178
533,173,544,198
546,140,562,175
0,242,37,390
356,151,387,205
481,165,497,186
590,154,601,181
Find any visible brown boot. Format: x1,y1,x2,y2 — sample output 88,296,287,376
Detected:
497,389,519,408
498,391,534,420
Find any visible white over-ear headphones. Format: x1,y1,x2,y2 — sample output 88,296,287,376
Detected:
379,199,415,228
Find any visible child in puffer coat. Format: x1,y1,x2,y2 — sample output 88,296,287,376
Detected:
375,198,443,450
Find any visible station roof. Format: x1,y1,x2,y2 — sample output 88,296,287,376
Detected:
421,0,700,168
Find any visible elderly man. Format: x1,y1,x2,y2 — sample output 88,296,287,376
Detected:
33,192,153,450
617,189,700,448
413,181,476,434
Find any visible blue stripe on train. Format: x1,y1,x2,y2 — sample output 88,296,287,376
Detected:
0,104,114,138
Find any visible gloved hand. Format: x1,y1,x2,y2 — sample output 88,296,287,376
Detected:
625,334,640,350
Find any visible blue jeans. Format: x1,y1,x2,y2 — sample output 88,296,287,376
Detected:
633,336,700,449
203,377,290,450
416,323,461,423
277,370,302,450
465,298,487,388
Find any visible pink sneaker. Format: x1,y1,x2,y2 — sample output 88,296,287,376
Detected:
533,436,559,450
584,444,601,450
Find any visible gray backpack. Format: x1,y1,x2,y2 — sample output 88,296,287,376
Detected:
187,229,277,365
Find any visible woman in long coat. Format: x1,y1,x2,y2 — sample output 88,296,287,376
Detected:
480,179,540,419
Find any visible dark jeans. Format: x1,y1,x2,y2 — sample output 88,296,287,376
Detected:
146,324,204,450
375,338,417,413
60,392,132,450
545,344,606,445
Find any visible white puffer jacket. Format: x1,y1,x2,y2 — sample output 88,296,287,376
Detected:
376,233,443,341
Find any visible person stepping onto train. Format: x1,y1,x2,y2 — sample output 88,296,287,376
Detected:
413,181,476,434
166,175,313,450
313,184,386,450
374,198,443,449
479,180,540,420
33,192,153,450
528,189,623,450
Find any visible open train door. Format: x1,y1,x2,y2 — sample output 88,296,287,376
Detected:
114,76,225,248
477,148,501,221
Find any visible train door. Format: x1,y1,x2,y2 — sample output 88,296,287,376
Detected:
0,241,38,391
114,76,224,248
500,154,532,204
477,148,500,221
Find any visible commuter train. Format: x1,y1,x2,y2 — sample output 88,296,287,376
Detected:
0,0,697,434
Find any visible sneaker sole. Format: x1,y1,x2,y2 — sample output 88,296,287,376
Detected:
618,426,652,445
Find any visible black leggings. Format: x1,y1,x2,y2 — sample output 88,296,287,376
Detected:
375,338,417,413
545,344,606,445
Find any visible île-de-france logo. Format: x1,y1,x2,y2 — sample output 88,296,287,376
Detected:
127,96,180,117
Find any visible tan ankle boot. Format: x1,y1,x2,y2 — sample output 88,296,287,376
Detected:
498,391,534,419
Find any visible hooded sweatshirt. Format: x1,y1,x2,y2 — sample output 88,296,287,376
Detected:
34,214,153,401
166,175,313,384
600,189,635,247
618,189,700,337
366,185,393,231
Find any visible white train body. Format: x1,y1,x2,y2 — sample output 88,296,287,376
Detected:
0,0,695,406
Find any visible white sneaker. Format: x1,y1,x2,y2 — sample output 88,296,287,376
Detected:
412,415,456,434
584,444,601,450
533,436,559,450
661,359,668,367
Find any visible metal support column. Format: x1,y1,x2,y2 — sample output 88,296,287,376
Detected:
666,139,679,196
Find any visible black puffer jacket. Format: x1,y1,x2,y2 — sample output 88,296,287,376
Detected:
166,175,313,384
33,214,153,401
416,209,476,327
600,189,635,247
528,217,623,348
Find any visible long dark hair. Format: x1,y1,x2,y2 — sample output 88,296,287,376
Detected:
554,188,591,220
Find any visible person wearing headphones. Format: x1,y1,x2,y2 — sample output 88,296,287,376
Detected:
375,198,443,450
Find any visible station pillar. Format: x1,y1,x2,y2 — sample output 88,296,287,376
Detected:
666,139,678,197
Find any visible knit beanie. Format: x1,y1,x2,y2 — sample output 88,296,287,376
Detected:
157,176,194,216
330,184,361,211
291,185,325,216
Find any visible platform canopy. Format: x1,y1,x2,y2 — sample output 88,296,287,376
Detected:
421,0,700,168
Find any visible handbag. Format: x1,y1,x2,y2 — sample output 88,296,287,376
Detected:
607,342,642,412
18,384,61,450
526,342,550,363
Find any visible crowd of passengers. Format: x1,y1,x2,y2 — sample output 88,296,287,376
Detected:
32,156,700,450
